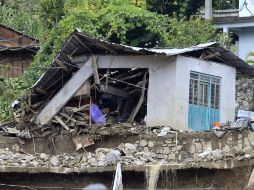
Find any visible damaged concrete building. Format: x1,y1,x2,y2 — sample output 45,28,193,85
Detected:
2,31,254,189
24,31,251,131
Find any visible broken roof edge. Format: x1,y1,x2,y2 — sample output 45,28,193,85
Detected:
70,31,252,71
31,30,253,93
73,31,218,56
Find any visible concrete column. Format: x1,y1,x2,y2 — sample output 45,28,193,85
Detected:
205,0,213,20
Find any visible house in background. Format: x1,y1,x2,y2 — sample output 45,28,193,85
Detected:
0,24,39,78
28,31,251,131
205,0,254,60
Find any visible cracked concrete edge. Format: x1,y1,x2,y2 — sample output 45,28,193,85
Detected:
0,159,253,174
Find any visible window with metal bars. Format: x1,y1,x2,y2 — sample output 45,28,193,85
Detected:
189,72,220,109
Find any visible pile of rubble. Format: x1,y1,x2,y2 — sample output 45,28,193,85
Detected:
0,143,158,168
236,79,254,111
8,65,150,144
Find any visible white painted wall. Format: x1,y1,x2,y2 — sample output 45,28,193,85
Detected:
96,55,236,130
171,56,236,130
146,58,177,127
236,29,254,59
96,55,177,127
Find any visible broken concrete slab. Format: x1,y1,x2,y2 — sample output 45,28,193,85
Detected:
36,58,94,125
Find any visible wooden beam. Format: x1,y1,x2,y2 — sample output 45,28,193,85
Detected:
54,116,70,131
128,70,147,122
55,59,71,74
203,52,221,60
73,35,93,54
36,58,93,125
35,87,48,95
100,83,130,99
92,56,100,85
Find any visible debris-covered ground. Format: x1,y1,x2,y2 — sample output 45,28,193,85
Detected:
0,143,253,169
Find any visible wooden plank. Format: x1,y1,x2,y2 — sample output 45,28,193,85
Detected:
54,116,70,131
55,59,71,73
92,56,100,85
36,58,93,125
203,52,220,60
73,35,93,54
100,83,130,99
128,71,147,122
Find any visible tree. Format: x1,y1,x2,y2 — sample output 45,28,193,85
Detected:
146,0,239,18
146,0,203,18
39,0,65,29
0,4,42,38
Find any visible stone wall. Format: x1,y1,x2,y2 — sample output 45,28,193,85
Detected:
236,79,254,111
1,130,254,163
134,131,254,162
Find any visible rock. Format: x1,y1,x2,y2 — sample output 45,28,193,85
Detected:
245,154,252,159
95,148,110,154
90,158,98,166
168,153,175,160
40,153,48,161
50,156,59,166
105,149,121,164
97,160,106,166
32,161,39,167
162,147,170,154
178,151,190,161
189,145,196,154
198,149,224,161
25,155,34,162
139,139,147,147
195,143,203,151
248,133,254,146
122,123,132,128
96,152,106,160
12,144,20,152
223,145,230,153
0,155,9,160
148,141,155,148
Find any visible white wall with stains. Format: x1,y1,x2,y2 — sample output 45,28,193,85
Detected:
170,56,236,130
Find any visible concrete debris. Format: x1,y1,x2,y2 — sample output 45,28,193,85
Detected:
157,127,171,136
83,183,107,190
198,149,224,161
11,66,149,140
213,126,226,138
105,149,121,165
50,156,59,166
72,135,94,150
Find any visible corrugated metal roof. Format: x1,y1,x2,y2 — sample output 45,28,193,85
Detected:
63,31,251,70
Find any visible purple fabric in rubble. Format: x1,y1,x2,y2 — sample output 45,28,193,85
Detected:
90,103,106,125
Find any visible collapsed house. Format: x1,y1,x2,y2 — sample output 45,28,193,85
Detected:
2,31,254,189
15,30,251,131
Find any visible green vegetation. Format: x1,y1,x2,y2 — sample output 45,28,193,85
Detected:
0,0,233,122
